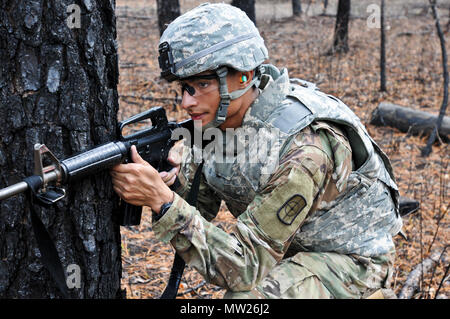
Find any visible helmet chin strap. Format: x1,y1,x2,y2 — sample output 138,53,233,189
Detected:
204,66,260,130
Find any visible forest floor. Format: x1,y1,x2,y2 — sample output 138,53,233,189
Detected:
116,0,449,299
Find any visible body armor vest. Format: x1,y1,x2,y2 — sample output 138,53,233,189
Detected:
200,66,402,256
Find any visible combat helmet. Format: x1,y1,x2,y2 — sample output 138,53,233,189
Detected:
158,2,269,127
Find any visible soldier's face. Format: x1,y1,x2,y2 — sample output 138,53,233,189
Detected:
179,71,246,128
179,72,221,125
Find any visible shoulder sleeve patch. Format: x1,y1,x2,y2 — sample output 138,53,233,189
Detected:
277,194,307,225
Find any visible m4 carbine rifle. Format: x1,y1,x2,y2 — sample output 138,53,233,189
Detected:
0,106,195,298
0,106,192,226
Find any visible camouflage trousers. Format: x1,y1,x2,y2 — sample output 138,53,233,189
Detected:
224,251,395,299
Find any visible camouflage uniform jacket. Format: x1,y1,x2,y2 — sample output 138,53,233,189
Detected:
152,64,403,292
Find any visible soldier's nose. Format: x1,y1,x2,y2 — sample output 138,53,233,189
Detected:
181,90,198,110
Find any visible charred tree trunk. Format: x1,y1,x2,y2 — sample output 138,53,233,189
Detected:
157,0,180,36
332,0,351,54
380,0,387,92
0,0,122,298
231,0,256,25
292,0,302,16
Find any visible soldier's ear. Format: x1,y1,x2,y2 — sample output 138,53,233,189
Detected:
238,71,253,88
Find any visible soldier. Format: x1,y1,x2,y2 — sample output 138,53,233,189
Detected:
110,3,403,298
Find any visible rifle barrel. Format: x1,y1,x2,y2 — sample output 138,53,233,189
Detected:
0,181,28,201
0,170,59,201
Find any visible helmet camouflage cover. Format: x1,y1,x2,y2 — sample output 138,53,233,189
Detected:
158,2,269,81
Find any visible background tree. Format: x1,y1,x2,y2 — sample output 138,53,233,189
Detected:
323,0,329,14
231,0,256,25
157,0,180,36
0,0,122,298
332,0,351,54
292,0,302,16
446,8,450,32
422,0,448,156
380,0,387,92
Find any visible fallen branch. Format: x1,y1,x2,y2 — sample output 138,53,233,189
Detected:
398,249,447,299
177,281,207,297
399,196,420,217
370,102,450,142
435,263,449,298
176,280,223,297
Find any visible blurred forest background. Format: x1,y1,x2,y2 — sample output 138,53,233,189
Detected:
116,0,449,299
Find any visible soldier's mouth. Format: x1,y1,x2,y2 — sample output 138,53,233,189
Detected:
190,113,206,120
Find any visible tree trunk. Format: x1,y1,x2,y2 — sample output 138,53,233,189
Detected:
0,0,122,298
157,0,180,36
323,0,329,14
292,0,302,16
231,0,256,25
370,103,450,142
422,0,449,156
332,0,351,54
380,0,387,92
446,8,450,33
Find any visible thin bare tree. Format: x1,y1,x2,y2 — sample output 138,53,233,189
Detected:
422,0,449,156
380,0,387,92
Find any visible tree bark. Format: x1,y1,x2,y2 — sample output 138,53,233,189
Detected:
370,103,450,142
292,0,302,16
231,0,256,25
422,0,449,156
0,0,122,298
332,0,351,54
380,0,387,92
157,0,180,36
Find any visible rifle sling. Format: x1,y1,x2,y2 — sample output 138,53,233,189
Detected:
22,158,204,299
24,175,70,298
160,161,204,299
